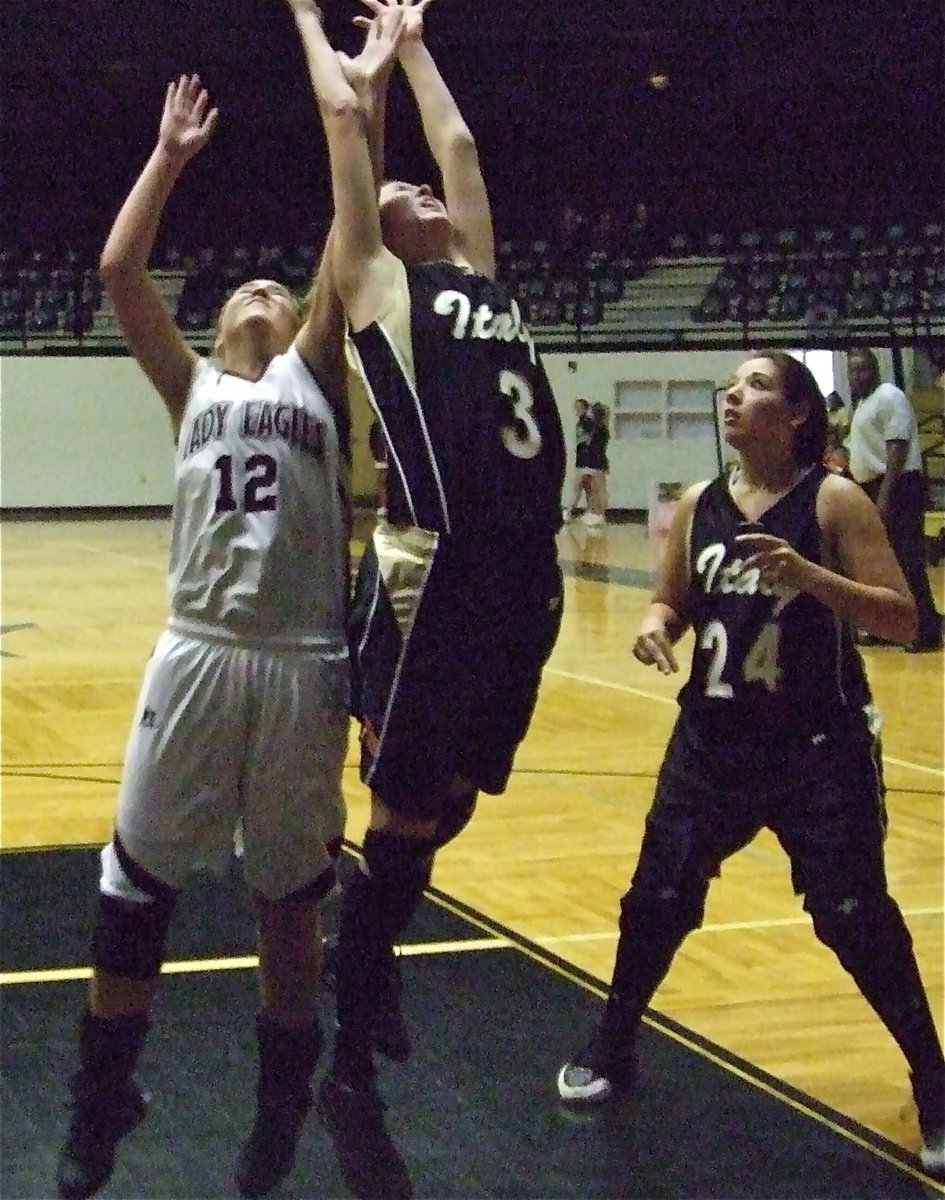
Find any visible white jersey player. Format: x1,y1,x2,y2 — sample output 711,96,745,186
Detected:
57,66,358,1200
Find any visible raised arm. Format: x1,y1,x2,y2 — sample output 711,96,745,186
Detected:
285,0,404,331
295,14,398,387
100,75,218,433
372,0,495,276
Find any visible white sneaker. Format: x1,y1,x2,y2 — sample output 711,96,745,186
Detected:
582,512,605,527
913,1070,945,1176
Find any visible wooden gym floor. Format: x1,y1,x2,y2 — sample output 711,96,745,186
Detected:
1,509,943,1196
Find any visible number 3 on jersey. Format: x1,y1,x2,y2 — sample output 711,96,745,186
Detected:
701,618,782,697
499,369,542,460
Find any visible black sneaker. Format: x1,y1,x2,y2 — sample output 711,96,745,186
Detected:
557,1025,636,1104
317,1076,413,1200
912,1070,945,1176
56,1080,149,1200
235,1096,312,1198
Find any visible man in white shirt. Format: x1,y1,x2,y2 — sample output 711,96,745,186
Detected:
848,349,942,651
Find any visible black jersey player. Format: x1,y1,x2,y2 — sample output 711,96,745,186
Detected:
556,350,944,1178
287,0,565,1188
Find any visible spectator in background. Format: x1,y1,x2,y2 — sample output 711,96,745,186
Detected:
847,349,943,651
555,204,589,272
564,398,597,522
824,390,850,473
589,401,611,522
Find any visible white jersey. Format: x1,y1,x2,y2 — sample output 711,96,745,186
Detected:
168,346,348,652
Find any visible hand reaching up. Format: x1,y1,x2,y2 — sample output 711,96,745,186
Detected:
158,75,219,164
355,0,435,46
341,3,406,94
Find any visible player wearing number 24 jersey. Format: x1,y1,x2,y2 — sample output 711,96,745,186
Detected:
680,462,873,736
557,351,945,1182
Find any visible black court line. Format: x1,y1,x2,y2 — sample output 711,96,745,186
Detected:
2,847,941,1200
0,622,37,658
559,558,653,588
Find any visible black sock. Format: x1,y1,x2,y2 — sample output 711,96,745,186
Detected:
331,830,435,1083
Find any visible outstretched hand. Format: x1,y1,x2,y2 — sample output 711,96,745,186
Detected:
158,75,219,163
355,0,435,45
341,3,406,92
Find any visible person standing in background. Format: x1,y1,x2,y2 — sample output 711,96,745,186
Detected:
589,400,611,523
847,349,943,651
563,397,597,521
824,390,850,474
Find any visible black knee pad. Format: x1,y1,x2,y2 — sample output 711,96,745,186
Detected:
334,830,438,1030
805,888,913,964
338,828,437,951
92,840,177,980
362,828,436,898
433,787,478,848
620,877,708,944
92,892,176,980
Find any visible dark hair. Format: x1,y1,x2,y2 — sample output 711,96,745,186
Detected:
848,347,881,389
754,349,828,466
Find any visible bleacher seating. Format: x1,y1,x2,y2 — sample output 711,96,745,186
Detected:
2,214,942,353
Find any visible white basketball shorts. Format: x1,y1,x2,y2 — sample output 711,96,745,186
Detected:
102,627,349,903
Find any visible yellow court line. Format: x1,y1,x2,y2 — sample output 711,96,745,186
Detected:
0,939,512,986
546,666,945,779
8,913,943,987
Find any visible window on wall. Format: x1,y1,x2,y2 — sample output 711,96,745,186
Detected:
613,378,717,442
790,349,834,397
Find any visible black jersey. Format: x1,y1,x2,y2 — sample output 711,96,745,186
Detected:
678,465,873,738
348,260,566,545
586,421,610,472
574,413,595,469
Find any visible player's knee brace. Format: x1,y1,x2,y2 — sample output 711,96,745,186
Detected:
433,786,478,849
619,876,708,946
805,888,913,969
334,829,437,1023
92,846,177,981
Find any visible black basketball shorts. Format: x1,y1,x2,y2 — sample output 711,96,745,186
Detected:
349,523,563,818
632,705,889,901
